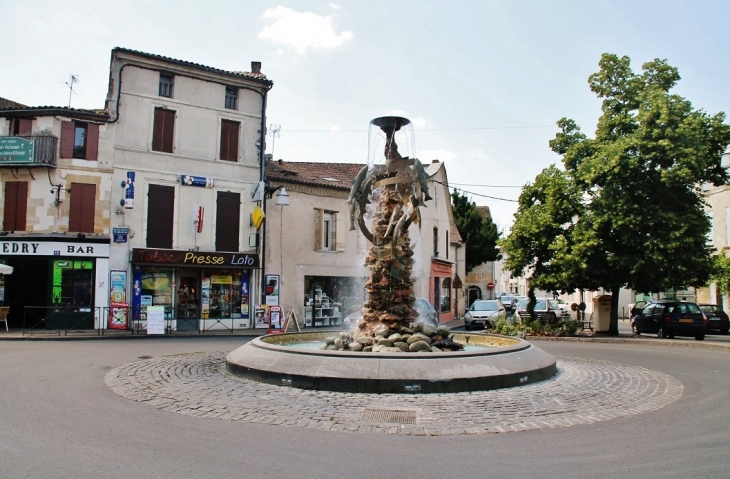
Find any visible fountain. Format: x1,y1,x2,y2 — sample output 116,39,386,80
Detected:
226,116,556,393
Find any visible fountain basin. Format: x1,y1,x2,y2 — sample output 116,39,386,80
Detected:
226,332,557,394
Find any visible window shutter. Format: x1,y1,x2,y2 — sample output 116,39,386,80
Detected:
152,108,175,153
18,119,32,135
146,185,175,249
220,120,239,162
86,123,99,160
215,192,241,252
314,209,323,250
334,213,346,251
60,121,75,158
69,183,96,233
3,181,28,232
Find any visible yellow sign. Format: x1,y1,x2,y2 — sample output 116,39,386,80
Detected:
211,275,232,284
251,206,265,230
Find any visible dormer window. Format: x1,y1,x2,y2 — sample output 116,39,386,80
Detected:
225,86,238,110
159,74,173,98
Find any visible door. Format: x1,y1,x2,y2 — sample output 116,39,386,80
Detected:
176,273,198,331
433,277,440,322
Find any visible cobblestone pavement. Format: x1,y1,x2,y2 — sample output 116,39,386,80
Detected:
105,352,683,436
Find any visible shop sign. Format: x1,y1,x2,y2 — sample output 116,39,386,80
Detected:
210,275,232,284
251,206,265,230
124,172,135,209
113,227,129,243
265,274,280,306
0,241,110,257
146,306,166,334
180,175,214,188
132,248,260,269
0,137,35,164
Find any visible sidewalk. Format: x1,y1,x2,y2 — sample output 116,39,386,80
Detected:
0,318,468,341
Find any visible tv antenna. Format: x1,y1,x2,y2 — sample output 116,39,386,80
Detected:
268,124,281,158
66,74,80,108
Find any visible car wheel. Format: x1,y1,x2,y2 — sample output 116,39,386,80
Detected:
695,334,705,341
657,326,667,339
631,322,640,335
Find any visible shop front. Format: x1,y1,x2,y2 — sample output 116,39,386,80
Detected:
303,275,366,327
0,238,110,330
131,248,259,332
430,259,454,323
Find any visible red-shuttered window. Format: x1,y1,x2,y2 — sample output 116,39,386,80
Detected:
220,120,240,161
152,108,175,153
68,183,96,233
60,121,99,160
3,181,28,232
11,118,32,135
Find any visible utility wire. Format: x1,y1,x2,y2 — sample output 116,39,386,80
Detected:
281,123,593,133
433,180,520,203
449,181,523,188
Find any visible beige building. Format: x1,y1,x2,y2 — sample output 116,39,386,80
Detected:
105,48,272,331
262,158,465,327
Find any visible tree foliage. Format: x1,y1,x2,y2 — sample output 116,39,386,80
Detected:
709,254,730,299
503,53,730,335
451,189,501,272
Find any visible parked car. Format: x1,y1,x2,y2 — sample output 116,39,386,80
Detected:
511,295,527,312
628,300,647,318
464,299,506,330
515,298,560,325
343,298,439,329
553,298,571,317
630,300,707,340
698,303,730,334
500,294,516,313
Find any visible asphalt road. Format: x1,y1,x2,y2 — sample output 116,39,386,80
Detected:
1,337,728,479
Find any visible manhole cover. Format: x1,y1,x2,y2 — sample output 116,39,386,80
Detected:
361,408,417,424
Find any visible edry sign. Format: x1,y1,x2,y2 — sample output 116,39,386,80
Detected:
0,137,35,164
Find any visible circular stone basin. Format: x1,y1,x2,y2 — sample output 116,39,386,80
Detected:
226,331,557,394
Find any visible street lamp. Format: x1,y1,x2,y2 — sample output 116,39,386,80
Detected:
260,183,290,309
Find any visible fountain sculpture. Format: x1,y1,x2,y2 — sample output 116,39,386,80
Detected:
226,116,557,393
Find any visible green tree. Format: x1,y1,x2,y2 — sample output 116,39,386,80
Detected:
451,189,501,272
505,53,730,335
709,254,730,300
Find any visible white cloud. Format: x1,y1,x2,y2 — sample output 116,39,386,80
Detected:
259,6,353,55
328,3,341,10
418,148,458,163
328,124,342,131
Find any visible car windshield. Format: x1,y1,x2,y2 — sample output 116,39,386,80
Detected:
517,299,548,310
501,295,514,303
549,300,558,309
471,301,499,311
667,303,701,314
517,299,529,309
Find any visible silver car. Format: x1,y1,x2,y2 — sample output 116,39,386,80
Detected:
464,299,506,330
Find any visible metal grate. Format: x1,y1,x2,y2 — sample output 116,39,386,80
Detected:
361,408,417,424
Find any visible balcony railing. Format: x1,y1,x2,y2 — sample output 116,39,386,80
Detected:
0,135,58,167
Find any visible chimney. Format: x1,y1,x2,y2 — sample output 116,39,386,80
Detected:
265,153,273,161
251,61,261,74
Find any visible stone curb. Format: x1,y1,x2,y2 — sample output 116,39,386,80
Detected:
528,334,730,351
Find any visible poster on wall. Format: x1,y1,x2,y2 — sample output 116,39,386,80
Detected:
108,302,129,329
110,270,127,303
254,305,269,329
268,305,284,333
265,274,280,306
147,306,165,334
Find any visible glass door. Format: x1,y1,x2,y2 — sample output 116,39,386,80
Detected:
176,271,199,331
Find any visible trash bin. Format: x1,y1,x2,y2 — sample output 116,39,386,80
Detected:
592,294,612,332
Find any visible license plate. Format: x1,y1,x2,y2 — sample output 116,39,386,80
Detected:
679,318,694,323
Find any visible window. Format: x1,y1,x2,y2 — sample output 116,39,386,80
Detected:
315,209,341,251
10,118,32,136
52,260,93,309
68,183,96,233
220,120,240,161
146,185,175,249
152,107,175,153
159,74,173,98
323,213,333,250
441,278,451,313
60,121,99,160
216,192,240,252
433,227,439,257
225,86,238,110
3,181,28,232
446,231,449,259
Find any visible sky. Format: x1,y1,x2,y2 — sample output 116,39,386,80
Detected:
2,0,729,232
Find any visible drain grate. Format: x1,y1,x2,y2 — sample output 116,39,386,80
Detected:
361,408,417,424
137,355,152,360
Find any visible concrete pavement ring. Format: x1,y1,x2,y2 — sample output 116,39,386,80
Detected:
105,352,683,436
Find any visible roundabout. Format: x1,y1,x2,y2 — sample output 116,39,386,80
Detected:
105,350,683,435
